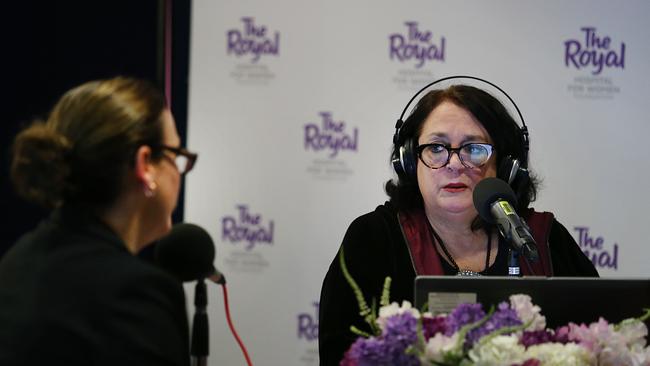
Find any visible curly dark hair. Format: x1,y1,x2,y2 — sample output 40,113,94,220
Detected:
386,84,538,214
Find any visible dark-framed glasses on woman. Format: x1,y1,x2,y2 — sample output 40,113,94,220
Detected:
154,145,198,175
416,143,494,169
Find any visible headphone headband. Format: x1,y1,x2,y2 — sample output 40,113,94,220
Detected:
394,75,529,164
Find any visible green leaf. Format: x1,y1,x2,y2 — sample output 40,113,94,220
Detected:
339,247,381,335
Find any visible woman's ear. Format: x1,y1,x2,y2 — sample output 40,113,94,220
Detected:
134,145,157,196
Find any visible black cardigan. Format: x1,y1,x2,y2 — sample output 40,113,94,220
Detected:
0,205,190,366
318,202,598,365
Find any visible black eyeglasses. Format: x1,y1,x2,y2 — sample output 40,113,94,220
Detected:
416,143,494,169
153,145,198,175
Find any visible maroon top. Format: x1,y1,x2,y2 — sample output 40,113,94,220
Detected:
399,208,554,276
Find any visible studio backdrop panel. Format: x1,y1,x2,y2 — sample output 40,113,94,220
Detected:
185,0,650,364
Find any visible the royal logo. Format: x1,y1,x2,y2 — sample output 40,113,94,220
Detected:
304,112,359,158
226,17,280,62
574,226,618,270
297,302,319,341
564,27,625,75
389,21,445,68
221,205,274,251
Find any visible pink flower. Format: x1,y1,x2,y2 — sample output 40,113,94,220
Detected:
510,294,546,331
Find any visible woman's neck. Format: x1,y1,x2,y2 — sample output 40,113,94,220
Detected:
424,208,486,252
100,194,144,254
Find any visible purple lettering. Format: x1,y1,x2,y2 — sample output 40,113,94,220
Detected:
565,28,625,75
242,17,266,37
582,27,596,48
564,40,581,68
237,205,260,225
297,302,320,341
297,314,318,340
389,23,445,68
321,112,344,132
389,34,406,61
405,21,431,42
576,227,619,270
226,18,280,62
574,226,604,249
304,113,359,157
221,207,274,250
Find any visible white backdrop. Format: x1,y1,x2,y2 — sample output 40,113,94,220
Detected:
184,1,650,364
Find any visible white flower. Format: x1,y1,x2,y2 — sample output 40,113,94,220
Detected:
509,294,546,331
376,300,420,330
619,319,649,349
525,342,594,366
626,341,650,366
423,332,460,363
467,335,526,366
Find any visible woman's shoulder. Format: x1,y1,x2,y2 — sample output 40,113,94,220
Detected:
341,202,405,256
526,208,599,277
348,202,398,228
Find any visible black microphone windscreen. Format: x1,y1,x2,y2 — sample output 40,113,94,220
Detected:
473,178,518,223
155,223,217,282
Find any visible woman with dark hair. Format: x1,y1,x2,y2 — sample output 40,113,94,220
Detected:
318,84,598,364
0,77,197,365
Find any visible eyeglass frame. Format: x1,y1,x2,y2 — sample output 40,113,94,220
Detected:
152,144,198,175
415,142,495,169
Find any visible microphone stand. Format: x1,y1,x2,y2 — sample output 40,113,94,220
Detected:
508,249,521,277
191,279,209,366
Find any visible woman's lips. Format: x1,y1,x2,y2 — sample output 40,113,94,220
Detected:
443,183,468,192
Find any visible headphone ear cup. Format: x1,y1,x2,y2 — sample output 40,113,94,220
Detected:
401,138,417,179
392,148,406,177
392,138,417,180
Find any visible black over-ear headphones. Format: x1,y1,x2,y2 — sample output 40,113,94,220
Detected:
391,75,530,196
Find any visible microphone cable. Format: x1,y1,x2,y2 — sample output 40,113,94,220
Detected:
221,284,253,366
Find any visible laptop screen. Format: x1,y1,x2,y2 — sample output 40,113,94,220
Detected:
414,276,650,328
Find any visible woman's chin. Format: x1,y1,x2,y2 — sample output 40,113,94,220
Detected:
436,202,476,217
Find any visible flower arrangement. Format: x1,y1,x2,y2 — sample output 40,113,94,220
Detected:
338,248,650,366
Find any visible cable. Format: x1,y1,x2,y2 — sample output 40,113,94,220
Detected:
221,284,253,366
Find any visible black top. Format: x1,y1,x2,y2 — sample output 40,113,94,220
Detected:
318,202,598,365
438,236,510,276
0,205,190,366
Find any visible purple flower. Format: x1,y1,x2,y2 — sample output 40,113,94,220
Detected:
422,315,447,340
344,313,420,366
520,329,556,347
553,325,572,344
383,313,419,346
465,302,522,347
445,303,486,335
345,337,391,366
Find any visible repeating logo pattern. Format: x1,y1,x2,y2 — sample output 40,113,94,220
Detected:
227,17,280,62
222,205,274,251
389,21,446,68
304,112,359,158
564,27,625,75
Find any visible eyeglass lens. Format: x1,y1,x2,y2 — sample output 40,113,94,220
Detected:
421,144,492,168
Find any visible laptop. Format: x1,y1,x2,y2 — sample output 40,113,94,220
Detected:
414,276,650,328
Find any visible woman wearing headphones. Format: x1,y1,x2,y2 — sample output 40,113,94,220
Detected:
318,83,598,364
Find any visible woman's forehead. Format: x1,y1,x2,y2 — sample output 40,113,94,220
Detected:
419,102,490,140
